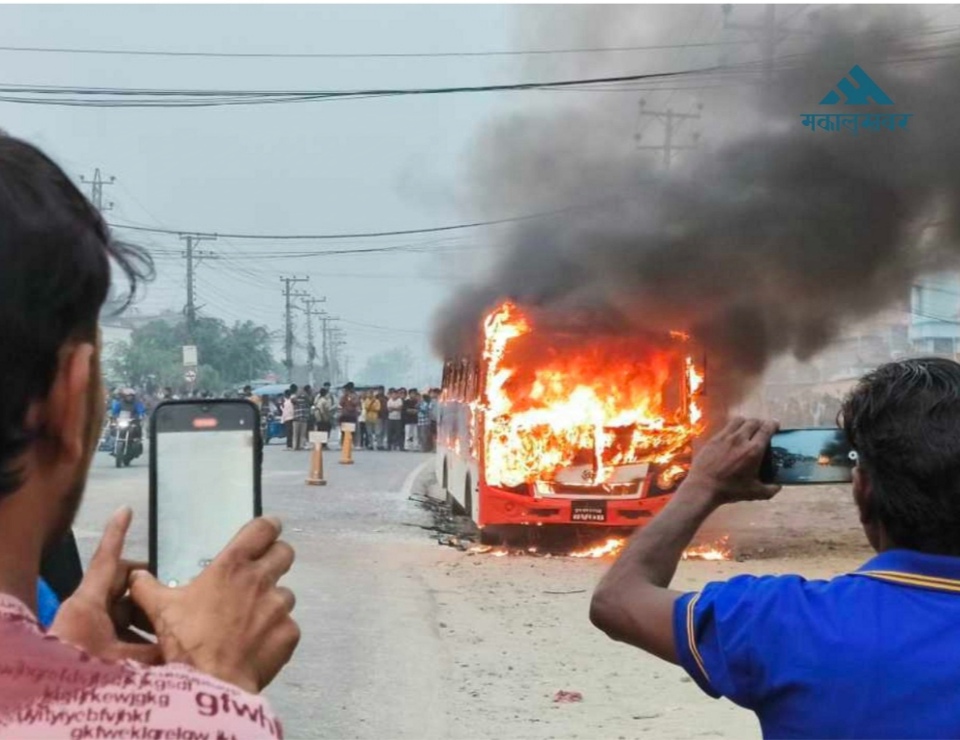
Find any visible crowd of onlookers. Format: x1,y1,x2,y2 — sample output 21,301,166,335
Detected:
253,383,442,453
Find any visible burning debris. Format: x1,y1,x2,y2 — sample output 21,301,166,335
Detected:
455,535,733,561
681,536,733,562
569,538,625,559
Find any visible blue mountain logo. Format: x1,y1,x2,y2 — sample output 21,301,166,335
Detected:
820,65,894,105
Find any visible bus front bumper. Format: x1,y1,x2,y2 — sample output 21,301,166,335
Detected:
479,484,672,528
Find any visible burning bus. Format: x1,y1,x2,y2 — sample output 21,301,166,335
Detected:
437,301,705,541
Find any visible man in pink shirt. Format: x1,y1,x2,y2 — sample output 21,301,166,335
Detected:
0,135,300,738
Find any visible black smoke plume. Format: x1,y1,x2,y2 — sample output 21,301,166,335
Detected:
433,6,960,405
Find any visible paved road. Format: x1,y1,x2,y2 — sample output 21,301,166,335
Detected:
74,442,862,740
77,443,445,739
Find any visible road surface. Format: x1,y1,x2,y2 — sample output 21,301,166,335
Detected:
75,443,872,740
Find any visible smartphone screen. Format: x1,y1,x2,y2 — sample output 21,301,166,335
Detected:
150,400,261,586
760,428,856,485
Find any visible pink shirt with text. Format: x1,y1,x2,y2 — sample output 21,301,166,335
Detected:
0,594,283,739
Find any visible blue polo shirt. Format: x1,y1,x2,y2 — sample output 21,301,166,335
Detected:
674,550,960,739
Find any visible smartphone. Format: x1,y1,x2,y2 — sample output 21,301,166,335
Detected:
149,399,262,586
759,428,856,485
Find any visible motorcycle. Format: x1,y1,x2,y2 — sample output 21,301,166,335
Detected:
111,412,144,468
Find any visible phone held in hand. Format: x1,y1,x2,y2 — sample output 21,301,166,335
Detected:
759,428,856,486
149,399,262,587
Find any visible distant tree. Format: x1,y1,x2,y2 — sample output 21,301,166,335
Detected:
357,347,415,387
110,317,275,391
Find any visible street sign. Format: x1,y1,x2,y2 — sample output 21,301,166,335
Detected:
182,345,198,367
184,368,197,383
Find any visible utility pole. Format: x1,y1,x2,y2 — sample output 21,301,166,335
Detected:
722,4,812,115
79,168,115,212
331,330,347,385
280,276,310,383
319,315,340,385
301,297,327,387
180,234,218,341
635,100,703,169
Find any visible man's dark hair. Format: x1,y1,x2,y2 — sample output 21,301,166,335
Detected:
290,384,298,393
0,137,151,496
841,357,960,555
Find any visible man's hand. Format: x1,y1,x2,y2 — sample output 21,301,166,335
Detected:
49,507,162,665
129,517,300,695
590,417,780,662
681,417,782,505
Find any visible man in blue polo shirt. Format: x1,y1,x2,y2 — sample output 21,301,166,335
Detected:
591,357,960,739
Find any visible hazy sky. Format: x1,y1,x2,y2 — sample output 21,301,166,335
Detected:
0,4,540,378
6,4,948,381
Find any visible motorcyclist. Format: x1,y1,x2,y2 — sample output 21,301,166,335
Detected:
109,389,145,465
110,388,145,420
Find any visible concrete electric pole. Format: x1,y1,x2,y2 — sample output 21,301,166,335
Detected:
301,296,328,387
280,276,310,382
180,234,218,341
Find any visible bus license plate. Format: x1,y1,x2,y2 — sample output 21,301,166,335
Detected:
571,500,607,523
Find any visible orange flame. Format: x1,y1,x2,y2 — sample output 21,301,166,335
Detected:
681,536,732,561
569,538,626,558
480,302,704,489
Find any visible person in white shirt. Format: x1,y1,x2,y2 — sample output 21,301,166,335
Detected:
386,388,404,451
281,389,295,450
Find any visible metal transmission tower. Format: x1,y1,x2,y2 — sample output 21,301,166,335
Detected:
179,234,218,341
79,168,115,212
301,297,327,387
635,99,703,169
280,276,310,382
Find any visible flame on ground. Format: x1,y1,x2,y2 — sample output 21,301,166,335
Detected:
480,302,704,490
466,535,732,560
681,536,733,561
569,538,626,559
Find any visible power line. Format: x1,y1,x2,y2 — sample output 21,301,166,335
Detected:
0,39,745,60
107,199,595,240
0,66,731,108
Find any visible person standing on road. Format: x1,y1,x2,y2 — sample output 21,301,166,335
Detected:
418,392,433,453
339,382,361,447
376,385,389,450
402,388,420,451
357,391,369,449
387,388,404,451
0,135,298,737
591,357,960,739
291,386,310,451
313,387,334,448
281,388,295,450
364,392,382,450
302,384,315,434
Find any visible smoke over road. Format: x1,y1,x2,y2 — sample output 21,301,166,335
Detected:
434,6,960,404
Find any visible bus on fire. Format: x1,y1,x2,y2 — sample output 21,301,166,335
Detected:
436,301,706,543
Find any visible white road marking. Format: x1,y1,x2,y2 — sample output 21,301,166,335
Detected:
400,458,433,497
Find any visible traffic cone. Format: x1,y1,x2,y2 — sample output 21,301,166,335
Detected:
306,439,327,486
340,426,355,465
